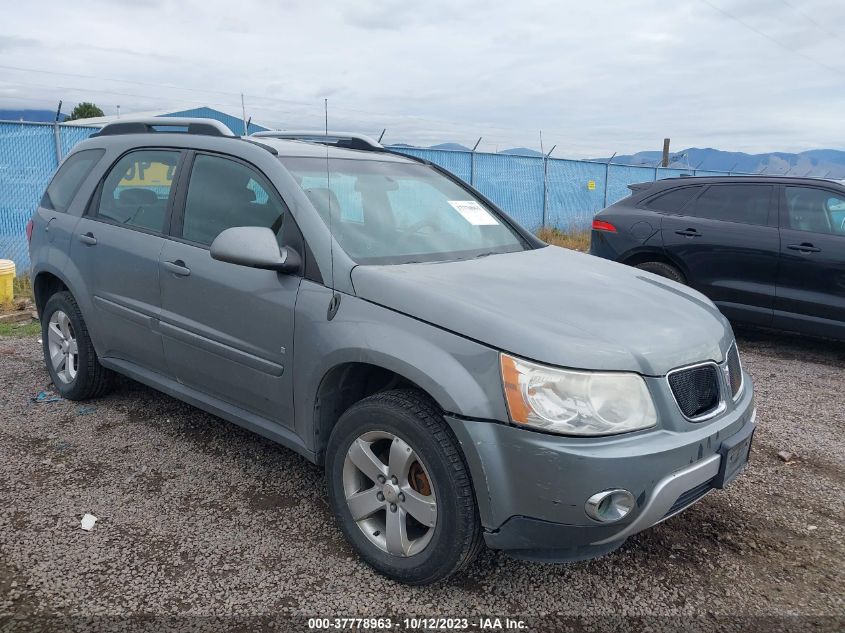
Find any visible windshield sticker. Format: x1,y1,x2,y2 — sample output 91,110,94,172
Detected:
448,200,500,226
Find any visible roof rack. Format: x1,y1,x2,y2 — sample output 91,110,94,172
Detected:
251,130,383,151
90,117,236,138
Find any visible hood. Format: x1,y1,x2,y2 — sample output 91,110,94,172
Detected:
350,246,733,376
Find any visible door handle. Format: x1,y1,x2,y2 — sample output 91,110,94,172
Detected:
78,232,97,246
162,260,191,276
786,243,820,253
675,228,701,237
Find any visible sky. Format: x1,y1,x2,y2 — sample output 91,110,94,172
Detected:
1,0,844,158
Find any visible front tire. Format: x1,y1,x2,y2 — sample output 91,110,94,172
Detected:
41,291,114,400
326,389,482,585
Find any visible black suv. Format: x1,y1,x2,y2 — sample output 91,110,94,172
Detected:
589,176,845,340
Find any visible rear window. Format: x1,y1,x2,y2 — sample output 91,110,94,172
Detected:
40,149,105,212
693,184,772,226
645,186,702,213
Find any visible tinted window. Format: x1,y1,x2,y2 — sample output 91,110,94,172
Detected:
693,185,772,225
41,149,105,212
784,187,845,235
646,186,701,213
182,154,286,247
96,150,180,232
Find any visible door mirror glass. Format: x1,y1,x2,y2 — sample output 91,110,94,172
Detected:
210,226,300,273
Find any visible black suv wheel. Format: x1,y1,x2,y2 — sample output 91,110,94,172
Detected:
635,261,685,285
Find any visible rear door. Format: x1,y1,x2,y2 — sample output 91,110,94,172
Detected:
158,151,299,426
775,185,845,338
70,148,183,373
660,183,779,326
31,149,105,275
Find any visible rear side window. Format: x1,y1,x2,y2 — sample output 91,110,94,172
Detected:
645,186,702,213
693,184,772,226
96,150,181,233
40,149,105,212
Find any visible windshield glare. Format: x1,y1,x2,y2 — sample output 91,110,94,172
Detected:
280,157,528,264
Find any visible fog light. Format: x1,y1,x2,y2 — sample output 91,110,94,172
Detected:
585,489,636,523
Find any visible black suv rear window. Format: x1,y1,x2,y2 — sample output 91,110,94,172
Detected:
693,184,772,226
645,186,701,213
41,149,105,212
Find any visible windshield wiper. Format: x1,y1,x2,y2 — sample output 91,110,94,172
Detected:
474,251,501,259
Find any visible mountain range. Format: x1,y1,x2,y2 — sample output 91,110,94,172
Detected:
396,143,845,177
0,109,68,122
594,148,845,178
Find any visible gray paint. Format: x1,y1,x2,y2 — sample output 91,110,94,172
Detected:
352,246,733,375
28,129,755,559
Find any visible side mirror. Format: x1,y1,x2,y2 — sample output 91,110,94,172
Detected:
210,226,301,273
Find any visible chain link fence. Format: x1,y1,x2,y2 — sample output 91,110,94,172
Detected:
391,147,733,232
0,120,735,271
0,121,96,271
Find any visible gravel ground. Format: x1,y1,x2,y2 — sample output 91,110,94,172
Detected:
0,328,842,631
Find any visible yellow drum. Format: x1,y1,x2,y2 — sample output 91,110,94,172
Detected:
0,259,15,305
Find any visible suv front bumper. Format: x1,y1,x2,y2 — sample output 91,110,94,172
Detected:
445,373,756,562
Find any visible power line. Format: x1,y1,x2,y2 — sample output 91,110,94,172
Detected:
0,63,321,109
0,62,400,118
779,0,845,46
697,0,845,78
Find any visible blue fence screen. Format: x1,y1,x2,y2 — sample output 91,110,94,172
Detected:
390,147,731,232
1,120,733,270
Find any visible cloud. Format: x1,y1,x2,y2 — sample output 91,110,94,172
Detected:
0,0,843,156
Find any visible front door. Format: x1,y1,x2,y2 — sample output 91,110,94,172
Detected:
661,183,780,326
775,185,845,338
70,148,182,373
158,152,299,426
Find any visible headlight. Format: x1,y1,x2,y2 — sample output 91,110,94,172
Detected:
500,353,657,436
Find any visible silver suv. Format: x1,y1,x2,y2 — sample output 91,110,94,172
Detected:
28,118,756,584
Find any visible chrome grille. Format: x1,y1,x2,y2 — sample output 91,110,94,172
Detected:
725,344,743,398
668,364,721,420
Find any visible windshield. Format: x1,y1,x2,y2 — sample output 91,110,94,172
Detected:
280,157,529,264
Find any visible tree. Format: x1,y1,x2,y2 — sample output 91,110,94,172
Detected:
67,102,104,121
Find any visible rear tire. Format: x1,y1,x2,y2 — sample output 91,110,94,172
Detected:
326,389,482,585
41,291,114,400
635,261,685,285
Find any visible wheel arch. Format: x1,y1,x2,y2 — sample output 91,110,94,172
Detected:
621,248,688,278
33,268,71,318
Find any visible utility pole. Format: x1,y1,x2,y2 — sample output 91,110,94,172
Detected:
661,138,670,168
240,93,248,135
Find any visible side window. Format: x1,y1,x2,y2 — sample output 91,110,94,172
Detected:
41,149,105,212
693,184,772,226
645,186,701,213
181,154,287,247
784,186,845,236
96,150,180,233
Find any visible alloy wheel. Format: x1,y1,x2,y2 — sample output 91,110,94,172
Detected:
47,310,78,384
342,430,438,557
